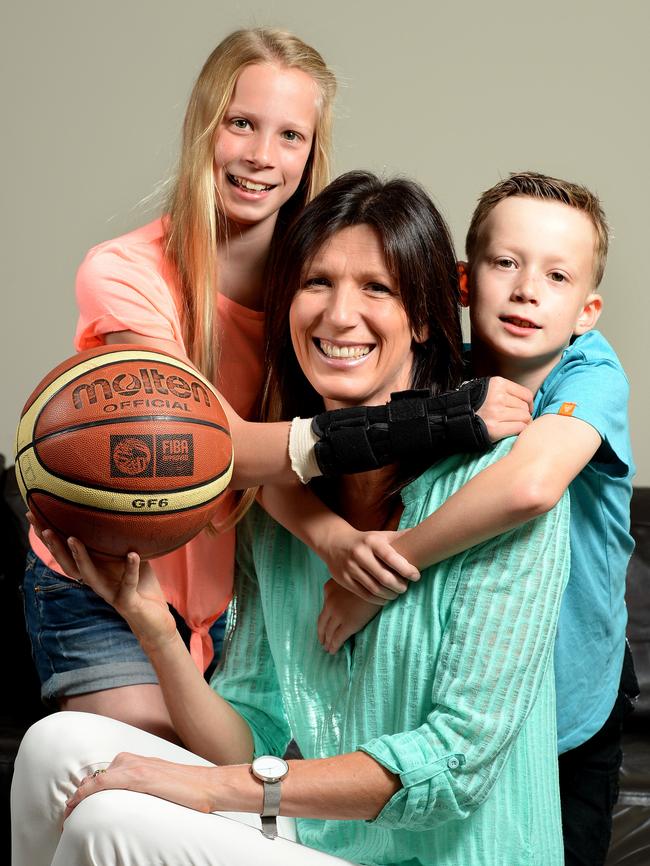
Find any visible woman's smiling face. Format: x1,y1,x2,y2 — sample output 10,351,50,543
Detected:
289,224,418,410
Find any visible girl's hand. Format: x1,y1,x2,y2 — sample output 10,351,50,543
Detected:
317,579,383,654
319,527,419,602
27,513,176,652
64,754,222,820
477,377,534,442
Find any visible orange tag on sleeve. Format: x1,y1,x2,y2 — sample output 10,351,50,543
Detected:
558,402,577,416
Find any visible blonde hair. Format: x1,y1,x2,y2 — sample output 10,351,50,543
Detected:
165,28,337,384
465,171,610,287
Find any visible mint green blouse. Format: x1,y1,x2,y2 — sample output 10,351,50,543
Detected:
213,440,570,865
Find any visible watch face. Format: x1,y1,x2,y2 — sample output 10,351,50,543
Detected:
252,755,289,783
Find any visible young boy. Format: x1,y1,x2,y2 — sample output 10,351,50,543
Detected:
318,171,637,866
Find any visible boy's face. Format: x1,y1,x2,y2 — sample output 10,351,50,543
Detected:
467,196,602,377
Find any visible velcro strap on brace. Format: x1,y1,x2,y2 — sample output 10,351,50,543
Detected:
387,389,433,456
432,379,491,452
311,379,491,476
311,406,382,475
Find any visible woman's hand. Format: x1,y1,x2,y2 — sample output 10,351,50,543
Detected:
319,527,419,602
317,579,383,653
477,377,533,442
27,514,176,653
64,754,222,820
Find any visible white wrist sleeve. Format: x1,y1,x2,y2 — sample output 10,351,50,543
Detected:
288,417,322,484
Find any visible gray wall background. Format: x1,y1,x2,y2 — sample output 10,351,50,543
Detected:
4,0,649,482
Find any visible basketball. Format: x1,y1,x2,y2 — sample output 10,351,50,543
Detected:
15,344,233,559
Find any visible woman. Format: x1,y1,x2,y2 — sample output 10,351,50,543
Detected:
22,27,339,738
14,172,569,865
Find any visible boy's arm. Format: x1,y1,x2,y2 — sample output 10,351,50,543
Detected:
260,376,533,599
316,415,598,653
259,484,419,600
392,413,601,569
318,411,605,654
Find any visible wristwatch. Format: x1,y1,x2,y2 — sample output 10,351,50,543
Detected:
250,755,289,840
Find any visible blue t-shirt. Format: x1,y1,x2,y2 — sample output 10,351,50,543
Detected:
533,330,635,752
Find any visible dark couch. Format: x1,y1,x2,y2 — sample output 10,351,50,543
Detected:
1,459,649,863
1,457,44,859
606,487,650,865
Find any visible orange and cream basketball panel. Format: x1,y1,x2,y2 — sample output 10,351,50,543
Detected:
15,345,233,559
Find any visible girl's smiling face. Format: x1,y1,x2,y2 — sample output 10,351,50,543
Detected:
213,63,318,231
289,224,419,410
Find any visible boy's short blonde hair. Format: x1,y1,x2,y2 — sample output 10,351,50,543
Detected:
465,171,610,287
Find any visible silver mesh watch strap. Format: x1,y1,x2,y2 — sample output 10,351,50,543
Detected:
260,780,281,840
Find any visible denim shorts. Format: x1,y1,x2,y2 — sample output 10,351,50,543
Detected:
22,552,226,702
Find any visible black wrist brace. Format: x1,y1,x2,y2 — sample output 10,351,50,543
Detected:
311,379,492,476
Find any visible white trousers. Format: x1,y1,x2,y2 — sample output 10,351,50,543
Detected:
11,712,355,866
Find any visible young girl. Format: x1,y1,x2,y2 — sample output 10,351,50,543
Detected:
22,28,338,741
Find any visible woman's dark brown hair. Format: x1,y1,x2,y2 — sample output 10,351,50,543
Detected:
261,170,464,422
